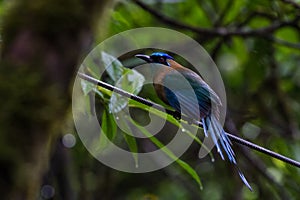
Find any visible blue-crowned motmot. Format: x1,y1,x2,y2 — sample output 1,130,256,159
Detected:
136,52,252,190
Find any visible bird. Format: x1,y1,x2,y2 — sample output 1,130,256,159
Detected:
135,52,252,190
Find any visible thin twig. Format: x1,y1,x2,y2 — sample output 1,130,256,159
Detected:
236,11,278,28
77,72,300,169
226,132,300,168
132,0,300,38
225,118,291,199
269,36,300,49
132,0,300,49
280,0,300,10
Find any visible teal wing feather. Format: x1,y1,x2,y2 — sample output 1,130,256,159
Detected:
162,70,221,119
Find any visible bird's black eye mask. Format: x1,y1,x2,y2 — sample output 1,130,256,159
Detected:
135,52,174,66
150,56,169,66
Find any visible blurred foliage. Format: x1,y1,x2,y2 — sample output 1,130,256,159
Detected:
77,0,300,199
1,0,300,199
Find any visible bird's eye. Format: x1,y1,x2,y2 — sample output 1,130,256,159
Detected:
158,57,165,63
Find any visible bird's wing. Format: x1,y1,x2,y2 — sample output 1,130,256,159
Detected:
162,70,221,119
181,70,221,106
161,68,252,190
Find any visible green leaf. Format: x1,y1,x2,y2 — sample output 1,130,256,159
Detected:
81,79,104,99
101,51,124,82
111,11,131,30
109,69,145,113
80,79,95,96
176,159,203,190
123,133,139,167
104,106,117,140
118,117,139,167
128,99,214,160
129,118,203,190
98,106,117,151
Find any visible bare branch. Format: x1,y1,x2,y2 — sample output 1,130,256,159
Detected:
78,72,300,169
133,0,300,38
269,36,300,49
280,0,300,10
236,11,278,28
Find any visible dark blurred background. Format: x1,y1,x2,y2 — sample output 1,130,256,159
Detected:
0,0,300,199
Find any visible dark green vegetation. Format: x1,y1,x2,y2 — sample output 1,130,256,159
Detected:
1,0,300,199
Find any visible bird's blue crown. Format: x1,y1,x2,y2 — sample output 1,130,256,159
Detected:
150,52,174,60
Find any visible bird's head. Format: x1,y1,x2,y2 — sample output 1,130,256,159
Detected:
135,52,174,66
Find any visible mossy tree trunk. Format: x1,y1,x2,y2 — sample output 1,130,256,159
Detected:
0,0,111,199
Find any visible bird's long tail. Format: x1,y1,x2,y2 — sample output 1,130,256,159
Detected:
202,115,252,191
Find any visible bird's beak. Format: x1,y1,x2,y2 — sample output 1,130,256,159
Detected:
135,54,153,63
